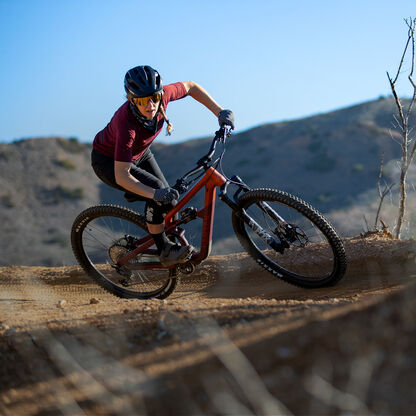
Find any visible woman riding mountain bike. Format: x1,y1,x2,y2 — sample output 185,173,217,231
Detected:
91,65,235,267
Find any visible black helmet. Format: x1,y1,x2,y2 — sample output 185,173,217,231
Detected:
124,65,163,97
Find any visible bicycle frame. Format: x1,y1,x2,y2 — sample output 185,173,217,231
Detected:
114,126,290,271
116,166,227,270
72,125,346,297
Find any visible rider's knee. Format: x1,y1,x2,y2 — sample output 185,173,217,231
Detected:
145,200,165,224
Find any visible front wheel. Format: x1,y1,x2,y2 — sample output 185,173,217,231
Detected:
71,205,177,299
232,189,347,288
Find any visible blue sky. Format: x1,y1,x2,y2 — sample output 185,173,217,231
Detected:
0,0,415,144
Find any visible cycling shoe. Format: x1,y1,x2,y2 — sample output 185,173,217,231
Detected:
159,243,194,266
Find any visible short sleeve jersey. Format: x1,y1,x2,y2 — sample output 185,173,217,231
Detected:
92,82,187,162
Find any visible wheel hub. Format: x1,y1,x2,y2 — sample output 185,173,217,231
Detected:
178,261,196,275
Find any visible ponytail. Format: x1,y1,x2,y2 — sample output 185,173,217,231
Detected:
158,103,173,136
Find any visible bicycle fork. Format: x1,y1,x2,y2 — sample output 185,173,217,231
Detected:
218,176,289,254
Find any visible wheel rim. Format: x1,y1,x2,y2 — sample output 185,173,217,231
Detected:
243,199,337,281
80,213,172,296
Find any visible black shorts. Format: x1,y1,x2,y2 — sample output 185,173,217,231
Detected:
91,147,169,199
91,147,173,224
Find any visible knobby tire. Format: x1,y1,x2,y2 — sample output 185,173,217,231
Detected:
71,204,177,299
232,188,347,288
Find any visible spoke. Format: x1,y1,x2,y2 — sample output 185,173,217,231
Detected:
85,224,118,244
134,271,153,285
80,213,170,295
83,230,111,251
102,215,117,237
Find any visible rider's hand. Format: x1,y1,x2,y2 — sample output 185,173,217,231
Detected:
218,109,235,130
153,187,180,204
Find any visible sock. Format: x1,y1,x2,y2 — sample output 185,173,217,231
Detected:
151,232,171,255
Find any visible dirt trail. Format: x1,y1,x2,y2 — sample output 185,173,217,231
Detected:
0,236,415,415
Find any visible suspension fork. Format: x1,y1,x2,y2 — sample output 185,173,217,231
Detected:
256,201,285,224
218,176,287,253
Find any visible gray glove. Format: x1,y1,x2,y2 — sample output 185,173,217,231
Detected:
218,109,235,130
153,187,179,204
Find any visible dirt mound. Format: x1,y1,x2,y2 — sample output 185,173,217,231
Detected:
0,236,415,415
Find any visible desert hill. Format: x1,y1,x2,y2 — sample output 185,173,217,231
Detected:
0,96,415,266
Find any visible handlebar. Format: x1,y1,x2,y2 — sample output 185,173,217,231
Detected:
172,125,232,193
199,125,231,166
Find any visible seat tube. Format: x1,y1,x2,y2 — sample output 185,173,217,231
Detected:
193,167,227,263
197,186,216,260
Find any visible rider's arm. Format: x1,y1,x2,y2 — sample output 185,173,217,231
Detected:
114,161,156,199
182,81,223,117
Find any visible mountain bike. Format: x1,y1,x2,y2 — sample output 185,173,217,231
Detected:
71,126,347,299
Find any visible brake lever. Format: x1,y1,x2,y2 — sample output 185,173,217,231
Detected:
220,125,232,143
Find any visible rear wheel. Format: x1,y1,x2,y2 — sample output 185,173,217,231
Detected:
232,189,346,287
71,205,177,299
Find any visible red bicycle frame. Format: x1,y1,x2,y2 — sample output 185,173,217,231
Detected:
117,166,227,269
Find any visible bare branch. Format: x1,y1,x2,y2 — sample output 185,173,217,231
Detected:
387,18,416,238
390,19,413,84
409,18,416,77
392,114,404,132
387,74,407,134
407,106,416,167
388,130,404,148
363,215,370,232
375,152,395,229
377,152,385,197
405,19,416,121
410,20,416,76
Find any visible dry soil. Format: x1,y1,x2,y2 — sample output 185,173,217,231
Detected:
0,235,415,415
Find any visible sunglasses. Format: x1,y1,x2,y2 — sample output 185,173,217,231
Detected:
135,93,162,107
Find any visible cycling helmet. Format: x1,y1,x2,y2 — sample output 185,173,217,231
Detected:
124,65,163,97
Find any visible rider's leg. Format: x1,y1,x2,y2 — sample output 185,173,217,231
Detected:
131,149,180,219
131,150,193,263
145,199,193,265
92,148,192,264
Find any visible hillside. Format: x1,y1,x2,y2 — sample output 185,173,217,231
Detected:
1,96,415,266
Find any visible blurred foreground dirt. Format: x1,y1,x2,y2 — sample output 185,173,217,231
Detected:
0,236,415,415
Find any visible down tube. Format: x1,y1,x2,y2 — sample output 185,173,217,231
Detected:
195,169,227,262
193,184,217,262
164,167,227,263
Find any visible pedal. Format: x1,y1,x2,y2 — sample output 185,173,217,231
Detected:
179,245,195,263
178,261,196,275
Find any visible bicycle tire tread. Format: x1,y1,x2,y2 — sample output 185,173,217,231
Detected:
71,204,177,299
232,188,347,288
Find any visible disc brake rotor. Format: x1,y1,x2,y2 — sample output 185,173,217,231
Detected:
275,223,309,246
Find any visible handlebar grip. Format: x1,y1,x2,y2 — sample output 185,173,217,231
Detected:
216,126,231,144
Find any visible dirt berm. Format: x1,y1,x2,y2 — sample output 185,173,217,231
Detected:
0,235,415,415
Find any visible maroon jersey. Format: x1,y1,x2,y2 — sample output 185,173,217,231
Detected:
93,82,187,162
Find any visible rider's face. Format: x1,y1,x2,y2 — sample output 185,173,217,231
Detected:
134,97,159,119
